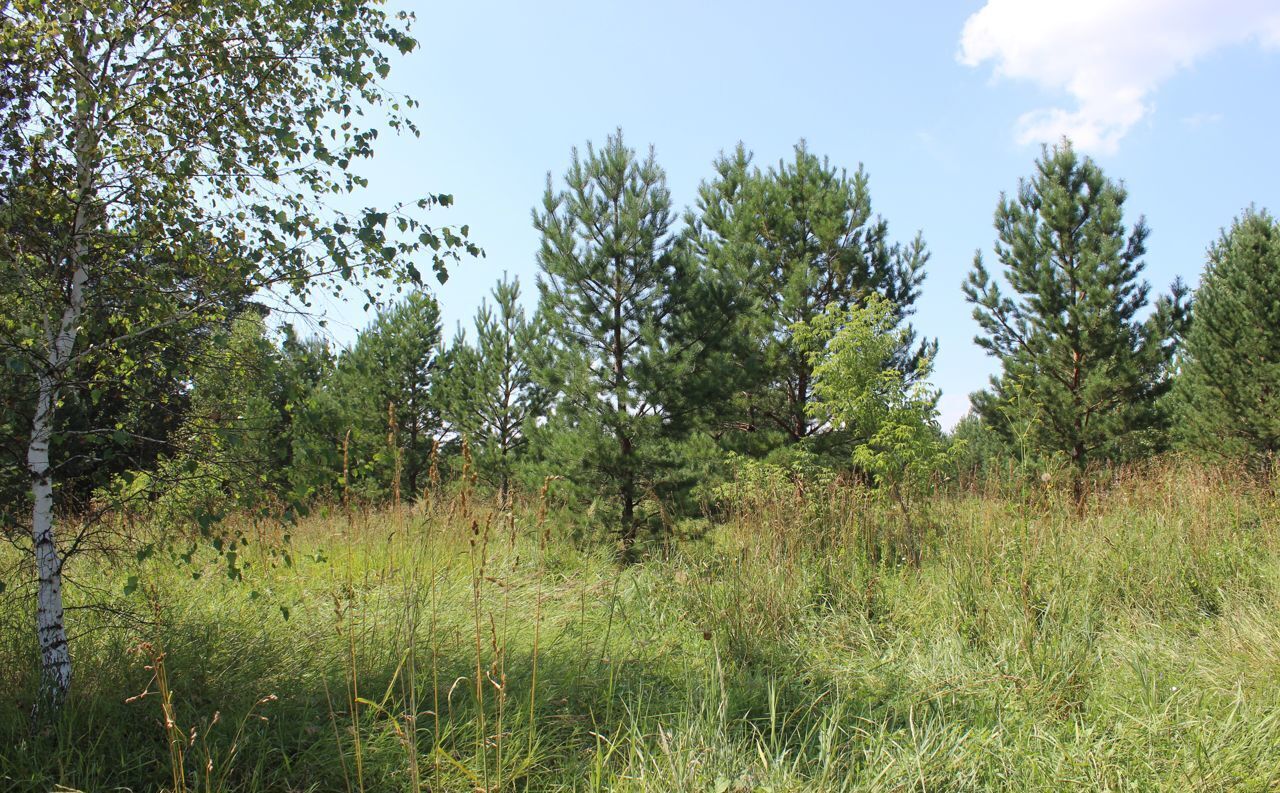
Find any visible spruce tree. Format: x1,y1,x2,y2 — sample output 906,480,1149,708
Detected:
963,141,1187,494
1174,208,1280,467
691,143,932,452
534,131,742,546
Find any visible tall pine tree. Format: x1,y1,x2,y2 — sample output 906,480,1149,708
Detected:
963,141,1186,494
691,142,932,453
535,131,742,546
1174,208,1280,467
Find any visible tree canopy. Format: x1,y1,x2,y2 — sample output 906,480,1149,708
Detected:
963,141,1187,492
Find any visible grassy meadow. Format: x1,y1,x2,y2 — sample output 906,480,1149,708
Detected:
2,461,1280,792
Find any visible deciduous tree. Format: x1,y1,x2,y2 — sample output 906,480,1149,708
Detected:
0,0,474,705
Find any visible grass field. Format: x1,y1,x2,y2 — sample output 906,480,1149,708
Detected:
2,460,1279,791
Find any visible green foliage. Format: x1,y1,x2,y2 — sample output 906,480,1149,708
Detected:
534,131,744,544
0,0,477,302
151,312,286,520
948,411,1016,483
0,225,258,524
435,275,548,498
292,292,444,501
1174,208,1280,467
796,297,954,511
691,142,932,449
0,0,480,517
713,448,837,523
964,141,1187,485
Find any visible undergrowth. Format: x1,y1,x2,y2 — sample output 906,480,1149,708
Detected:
1,459,1277,791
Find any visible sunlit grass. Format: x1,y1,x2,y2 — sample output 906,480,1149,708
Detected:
1,459,1278,791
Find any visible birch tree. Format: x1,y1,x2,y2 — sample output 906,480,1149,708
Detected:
0,0,475,707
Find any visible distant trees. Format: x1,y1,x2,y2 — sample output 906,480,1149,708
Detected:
293,292,444,502
691,143,932,453
1174,208,1280,467
436,275,548,502
152,312,286,520
964,142,1187,496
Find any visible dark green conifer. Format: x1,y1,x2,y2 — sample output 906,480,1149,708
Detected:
963,141,1186,494
691,142,932,452
1174,208,1280,467
436,274,548,501
534,131,743,546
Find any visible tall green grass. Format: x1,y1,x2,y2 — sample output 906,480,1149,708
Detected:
1,459,1278,791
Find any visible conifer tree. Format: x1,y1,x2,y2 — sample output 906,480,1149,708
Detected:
436,275,548,501
963,141,1187,494
1174,208,1280,467
691,143,932,452
292,292,443,500
535,131,742,546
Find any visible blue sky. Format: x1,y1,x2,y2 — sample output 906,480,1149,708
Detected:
320,0,1280,428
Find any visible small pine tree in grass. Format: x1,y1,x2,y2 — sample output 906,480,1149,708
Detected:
963,140,1187,500
1174,208,1280,469
436,274,549,502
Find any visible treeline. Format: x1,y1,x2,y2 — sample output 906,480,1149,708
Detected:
23,134,1274,547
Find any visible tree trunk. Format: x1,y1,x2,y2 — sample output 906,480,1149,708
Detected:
620,450,637,551
28,258,89,707
612,264,636,549
29,16,96,706
498,443,510,509
29,369,73,706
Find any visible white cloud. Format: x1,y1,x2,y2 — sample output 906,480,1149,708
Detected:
959,0,1280,153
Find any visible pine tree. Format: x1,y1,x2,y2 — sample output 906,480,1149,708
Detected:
963,141,1187,495
534,131,742,546
292,292,443,501
1174,208,1280,467
436,274,548,501
691,142,932,453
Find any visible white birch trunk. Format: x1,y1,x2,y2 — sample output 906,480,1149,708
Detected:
28,242,90,706
28,361,73,702
29,17,96,704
